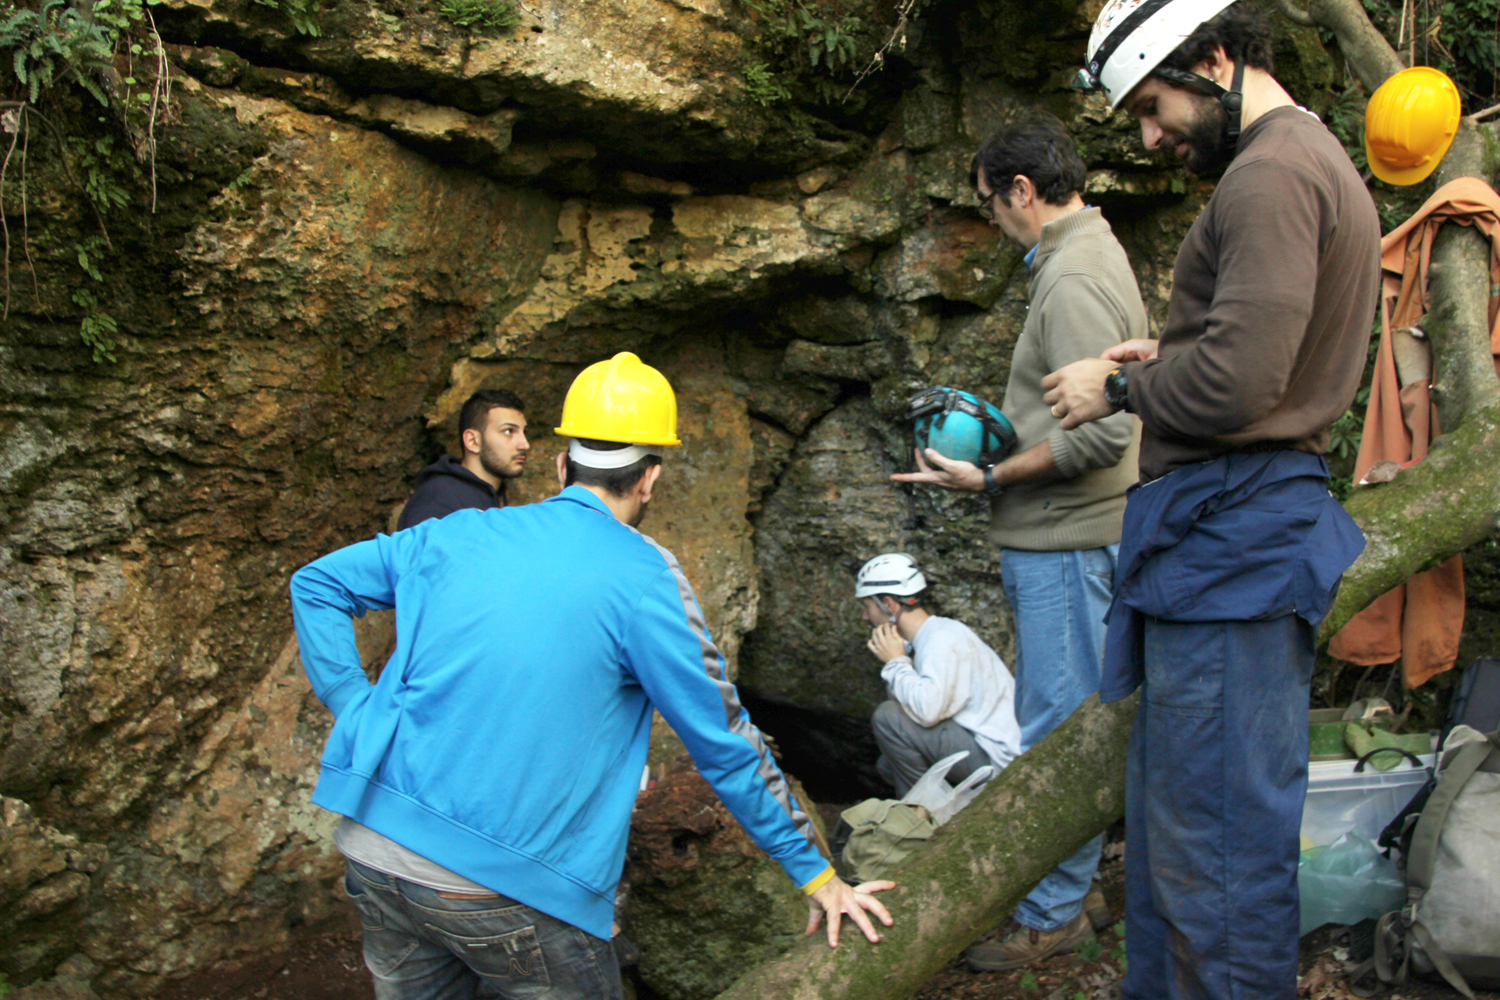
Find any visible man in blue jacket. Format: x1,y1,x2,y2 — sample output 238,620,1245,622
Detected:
291,352,892,1000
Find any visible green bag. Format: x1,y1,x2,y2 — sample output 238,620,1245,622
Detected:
837,799,936,884
1363,728,1500,999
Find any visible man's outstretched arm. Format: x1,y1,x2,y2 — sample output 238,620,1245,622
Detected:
622,556,897,947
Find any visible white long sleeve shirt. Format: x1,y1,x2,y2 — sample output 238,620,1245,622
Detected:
881,616,1021,771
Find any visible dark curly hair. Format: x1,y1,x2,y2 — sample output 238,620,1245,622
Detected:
969,109,1087,208
1155,0,1275,77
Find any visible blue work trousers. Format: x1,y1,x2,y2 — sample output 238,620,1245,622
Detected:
1001,545,1115,932
1120,615,1314,1000
343,859,623,1000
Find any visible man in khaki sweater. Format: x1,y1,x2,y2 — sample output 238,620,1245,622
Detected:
894,109,1145,969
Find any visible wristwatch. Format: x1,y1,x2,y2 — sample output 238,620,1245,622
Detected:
1103,366,1130,412
982,465,1006,497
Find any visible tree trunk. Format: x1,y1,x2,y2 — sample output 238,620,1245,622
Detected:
714,694,1137,1000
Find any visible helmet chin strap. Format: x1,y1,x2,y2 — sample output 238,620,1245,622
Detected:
1154,57,1247,144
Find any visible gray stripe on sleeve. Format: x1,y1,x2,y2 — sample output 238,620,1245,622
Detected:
635,531,819,850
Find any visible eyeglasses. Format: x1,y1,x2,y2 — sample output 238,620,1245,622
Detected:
976,190,1000,221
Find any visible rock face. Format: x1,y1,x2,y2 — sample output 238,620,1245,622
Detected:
0,0,1338,995
623,746,827,1000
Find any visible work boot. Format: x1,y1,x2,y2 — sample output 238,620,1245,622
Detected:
964,914,1094,972
1084,884,1112,932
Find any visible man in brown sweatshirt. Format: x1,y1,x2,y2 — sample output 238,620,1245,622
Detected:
894,110,1144,970
1043,1,1380,997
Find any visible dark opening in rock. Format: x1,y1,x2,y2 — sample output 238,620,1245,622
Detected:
739,695,890,803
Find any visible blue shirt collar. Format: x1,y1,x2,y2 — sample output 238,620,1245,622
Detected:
1023,243,1039,274
546,484,616,518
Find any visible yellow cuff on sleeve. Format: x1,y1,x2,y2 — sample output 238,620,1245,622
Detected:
800,865,837,896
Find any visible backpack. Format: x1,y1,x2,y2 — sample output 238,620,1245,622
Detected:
1368,726,1500,998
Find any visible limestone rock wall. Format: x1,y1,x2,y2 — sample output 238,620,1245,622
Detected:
0,0,1336,994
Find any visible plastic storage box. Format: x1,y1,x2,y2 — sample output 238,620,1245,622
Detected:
1300,752,1434,848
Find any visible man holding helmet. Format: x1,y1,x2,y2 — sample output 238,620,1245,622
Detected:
1043,1,1380,996
854,552,1020,798
894,109,1144,970
291,352,892,1000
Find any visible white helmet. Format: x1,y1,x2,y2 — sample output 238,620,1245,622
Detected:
854,553,927,600
1077,0,1239,110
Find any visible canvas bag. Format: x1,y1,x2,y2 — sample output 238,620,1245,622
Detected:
837,799,935,884
1370,726,1500,998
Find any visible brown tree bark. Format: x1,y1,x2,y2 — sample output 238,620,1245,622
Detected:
714,694,1137,1000
714,5,1500,999
1270,0,1405,93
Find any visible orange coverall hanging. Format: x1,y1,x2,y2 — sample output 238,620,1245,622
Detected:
1329,177,1500,688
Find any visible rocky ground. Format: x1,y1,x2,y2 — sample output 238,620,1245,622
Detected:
128,831,1496,1000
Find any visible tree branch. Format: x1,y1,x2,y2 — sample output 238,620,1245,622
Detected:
713,694,1136,1000
1294,0,1406,92
1271,0,1317,28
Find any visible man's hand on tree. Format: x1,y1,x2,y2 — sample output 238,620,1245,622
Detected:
1042,357,1117,430
889,448,985,491
1101,338,1158,364
805,878,896,948
867,623,907,664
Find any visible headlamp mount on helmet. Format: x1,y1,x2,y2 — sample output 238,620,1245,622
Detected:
1077,0,1179,94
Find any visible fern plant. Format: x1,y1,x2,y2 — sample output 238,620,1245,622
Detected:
251,0,321,37
1,0,117,104
437,0,519,34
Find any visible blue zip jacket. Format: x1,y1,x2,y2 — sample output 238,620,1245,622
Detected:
1101,451,1366,702
290,486,829,938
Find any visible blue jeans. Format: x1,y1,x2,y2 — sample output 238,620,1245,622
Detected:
342,859,623,1000
1120,616,1313,1000
1002,545,1115,932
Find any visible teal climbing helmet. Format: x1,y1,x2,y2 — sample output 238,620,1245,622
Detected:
906,386,1017,468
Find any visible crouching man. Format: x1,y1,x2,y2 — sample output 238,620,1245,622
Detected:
292,352,893,1000
856,553,1021,797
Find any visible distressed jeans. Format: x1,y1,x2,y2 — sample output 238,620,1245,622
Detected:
1001,545,1116,932
343,859,623,1000
1119,615,1313,1000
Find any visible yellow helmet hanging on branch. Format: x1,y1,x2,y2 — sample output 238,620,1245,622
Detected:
1364,67,1462,186
555,352,682,447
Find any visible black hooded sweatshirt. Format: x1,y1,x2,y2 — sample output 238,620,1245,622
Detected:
396,455,502,530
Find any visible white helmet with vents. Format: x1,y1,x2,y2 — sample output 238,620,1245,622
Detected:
1077,0,1239,109
854,553,927,600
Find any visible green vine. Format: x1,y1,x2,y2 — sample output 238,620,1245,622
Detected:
739,0,887,105
72,287,116,361
0,0,169,361
1352,0,1500,107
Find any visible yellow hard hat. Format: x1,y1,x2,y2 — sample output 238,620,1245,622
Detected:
554,352,681,446
1365,67,1461,186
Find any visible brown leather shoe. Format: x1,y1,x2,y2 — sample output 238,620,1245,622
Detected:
964,914,1095,972
1084,884,1113,932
